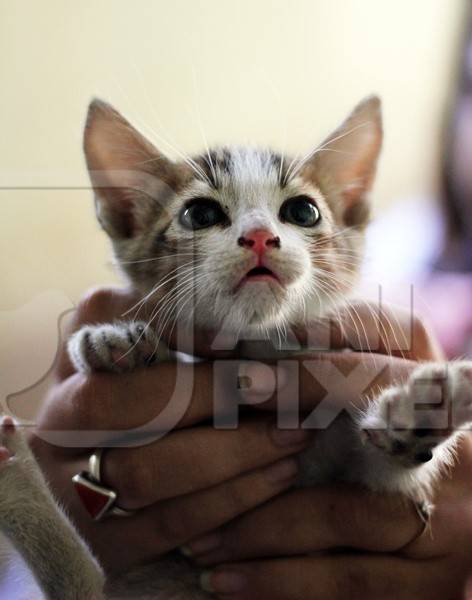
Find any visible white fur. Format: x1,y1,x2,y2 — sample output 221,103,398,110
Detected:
163,166,342,333
0,419,104,599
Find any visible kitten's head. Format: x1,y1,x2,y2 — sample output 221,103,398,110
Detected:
83,97,382,334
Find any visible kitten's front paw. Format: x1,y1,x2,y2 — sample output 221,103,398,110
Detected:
361,362,472,467
68,321,158,373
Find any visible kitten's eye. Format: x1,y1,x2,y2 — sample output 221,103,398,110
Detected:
279,196,321,228
179,199,228,230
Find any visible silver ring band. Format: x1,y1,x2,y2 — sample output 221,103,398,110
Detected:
72,448,135,521
88,448,103,481
88,449,135,518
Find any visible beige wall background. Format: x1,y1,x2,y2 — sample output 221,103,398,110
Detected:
0,0,467,412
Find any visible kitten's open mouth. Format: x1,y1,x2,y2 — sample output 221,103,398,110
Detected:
235,265,281,291
246,266,275,278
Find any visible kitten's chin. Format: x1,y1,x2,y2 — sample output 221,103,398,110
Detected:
235,281,288,322
189,278,339,335
218,283,295,333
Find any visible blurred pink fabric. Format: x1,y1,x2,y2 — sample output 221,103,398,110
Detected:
416,273,472,358
358,197,472,358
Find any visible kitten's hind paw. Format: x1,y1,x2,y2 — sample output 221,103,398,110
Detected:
68,321,159,373
0,416,30,464
1,415,15,435
360,362,472,468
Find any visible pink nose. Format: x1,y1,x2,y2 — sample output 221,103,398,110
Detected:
237,229,281,255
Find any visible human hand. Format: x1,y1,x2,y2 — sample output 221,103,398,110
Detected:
176,299,469,599
30,286,443,578
29,286,313,573
188,434,472,599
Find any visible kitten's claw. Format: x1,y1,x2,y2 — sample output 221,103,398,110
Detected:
1,416,15,435
68,321,159,373
0,416,31,465
0,447,12,464
361,362,472,467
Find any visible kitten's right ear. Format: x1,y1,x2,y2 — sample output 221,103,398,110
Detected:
84,99,178,238
302,95,382,228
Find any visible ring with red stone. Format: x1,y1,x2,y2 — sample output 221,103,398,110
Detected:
72,448,135,521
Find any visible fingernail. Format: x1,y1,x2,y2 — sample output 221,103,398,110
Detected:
271,426,311,447
238,364,273,395
238,363,288,396
264,457,298,483
180,545,193,558
180,531,222,557
200,570,247,594
236,375,252,390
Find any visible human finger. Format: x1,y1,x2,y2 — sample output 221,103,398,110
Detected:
100,417,312,509
187,485,423,565
198,554,451,600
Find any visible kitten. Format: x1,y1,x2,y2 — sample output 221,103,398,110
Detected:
0,96,471,599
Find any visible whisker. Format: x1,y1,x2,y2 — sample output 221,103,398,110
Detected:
190,65,218,188
121,259,205,318
314,278,375,363
284,121,371,184
116,253,198,266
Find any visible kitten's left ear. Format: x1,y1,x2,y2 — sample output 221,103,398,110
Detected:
83,99,182,239
303,95,383,227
